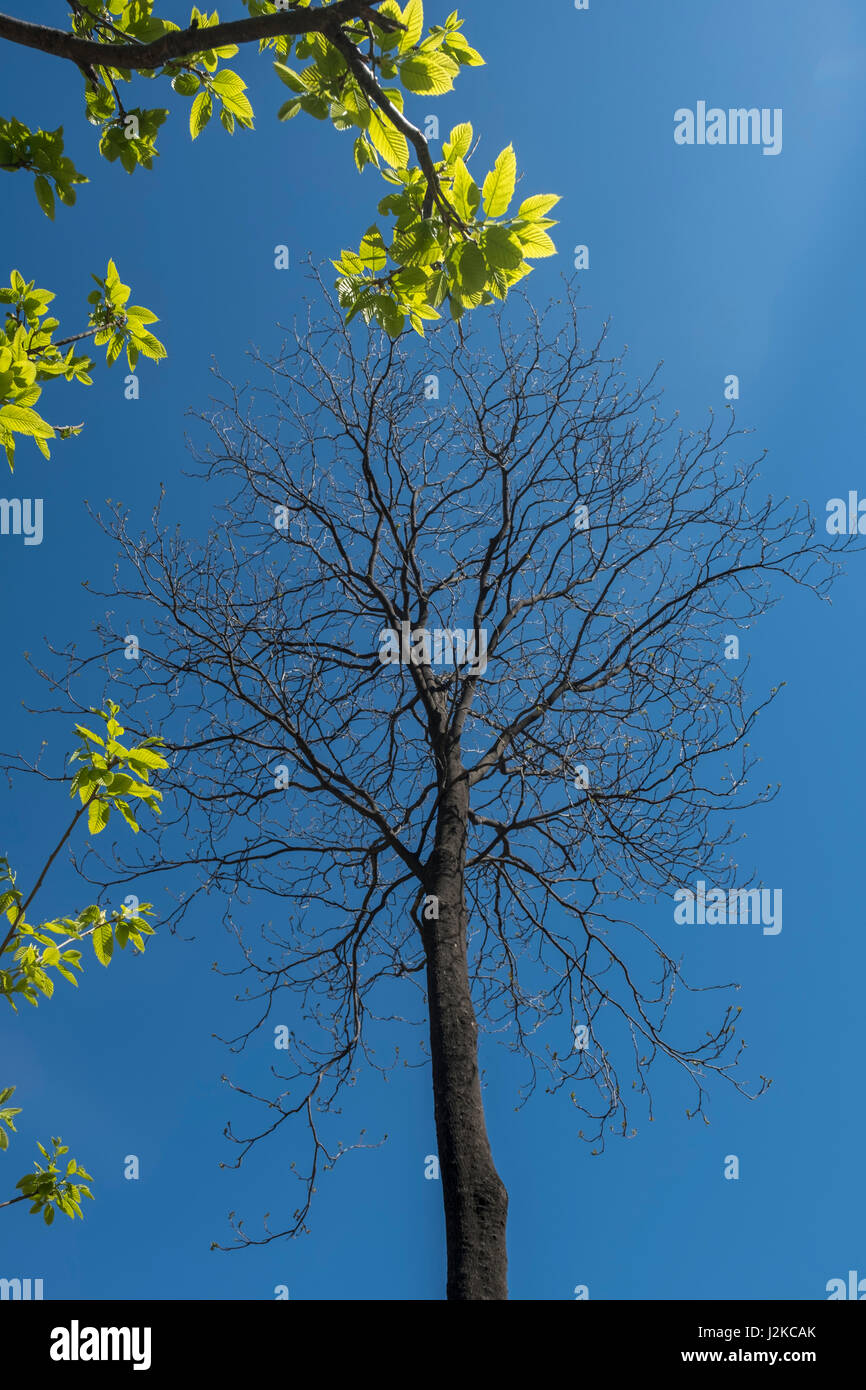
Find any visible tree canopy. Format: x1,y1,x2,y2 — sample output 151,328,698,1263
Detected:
30,285,848,1291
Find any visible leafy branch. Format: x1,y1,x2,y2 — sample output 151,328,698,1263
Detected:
0,260,165,472
0,1,560,335
0,702,167,1223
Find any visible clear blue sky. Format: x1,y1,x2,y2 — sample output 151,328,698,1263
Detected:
1,0,864,1300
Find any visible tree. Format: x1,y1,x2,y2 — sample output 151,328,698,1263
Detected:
29,283,848,1298
1,703,165,1221
0,1,559,338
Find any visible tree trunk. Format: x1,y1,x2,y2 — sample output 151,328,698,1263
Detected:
422,769,509,1300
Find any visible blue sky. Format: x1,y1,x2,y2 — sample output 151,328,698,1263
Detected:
1,0,864,1300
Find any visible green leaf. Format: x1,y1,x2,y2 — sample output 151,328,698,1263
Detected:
87,800,110,836
126,747,169,770
483,224,524,270
34,175,55,220
211,70,254,124
106,332,125,367
33,970,53,999
115,801,140,833
124,305,159,326
426,266,449,308
400,51,458,95
0,404,55,440
300,95,329,121
516,224,557,258
399,0,424,52
454,241,487,295
273,62,306,94
354,134,374,171
190,90,212,140
74,724,104,746
359,225,388,272
444,31,484,66
443,122,472,162
482,145,517,218
517,193,561,220
92,923,113,966
368,109,409,168
451,158,480,222
376,0,404,30
171,73,201,96
376,295,406,338
392,220,441,267
130,330,167,362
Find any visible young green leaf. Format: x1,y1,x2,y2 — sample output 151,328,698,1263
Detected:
87,800,110,836
516,224,557,258
399,0,424,53
34,175,55,220
451,158,480,222
517,193,561,220
400,51,458,95
359,226,388,272
443,122,472,162
482,145,517,218
190,91,213,140
368,109,409,168
92,923,113,966
482,224,524,270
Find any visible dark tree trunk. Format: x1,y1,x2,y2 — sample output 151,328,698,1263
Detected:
422,767,509,1300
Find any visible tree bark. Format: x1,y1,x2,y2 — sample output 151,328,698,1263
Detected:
422,766,509,1300
0,3,398,72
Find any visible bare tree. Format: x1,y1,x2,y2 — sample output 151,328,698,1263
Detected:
25,278,848,1299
